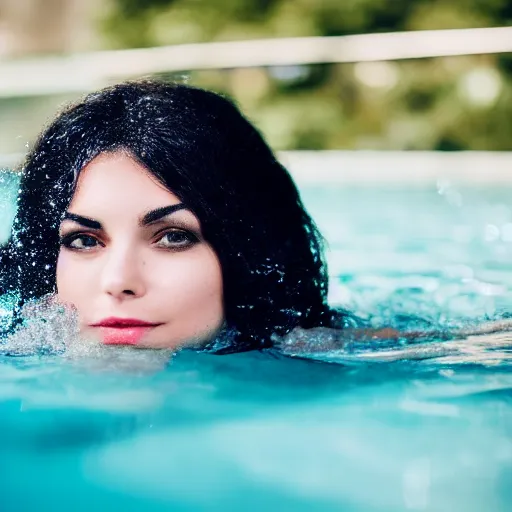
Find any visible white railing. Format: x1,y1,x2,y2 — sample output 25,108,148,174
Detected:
281,151,512,184
0,26,511,98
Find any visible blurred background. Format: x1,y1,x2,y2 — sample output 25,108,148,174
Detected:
0,0,511,158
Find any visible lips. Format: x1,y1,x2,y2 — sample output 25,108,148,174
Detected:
90,317,162,345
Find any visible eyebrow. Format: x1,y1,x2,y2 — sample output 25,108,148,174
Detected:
140,204,189,226
62,213,101,230
62,204,189,230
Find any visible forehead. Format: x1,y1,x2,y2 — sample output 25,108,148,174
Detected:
70,151,181,213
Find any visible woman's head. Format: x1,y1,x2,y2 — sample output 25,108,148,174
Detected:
57,151,224,349
2,80,331,351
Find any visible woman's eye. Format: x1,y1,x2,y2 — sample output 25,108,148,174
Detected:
60,234,100,251
155,230,197,249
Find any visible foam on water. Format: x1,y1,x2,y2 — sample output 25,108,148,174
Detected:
1,298,177,376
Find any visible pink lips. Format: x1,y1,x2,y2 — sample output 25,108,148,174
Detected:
90,317,161,345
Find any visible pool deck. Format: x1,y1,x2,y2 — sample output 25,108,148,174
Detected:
281,151,512,185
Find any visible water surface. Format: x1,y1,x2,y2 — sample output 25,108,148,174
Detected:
1,174,512,511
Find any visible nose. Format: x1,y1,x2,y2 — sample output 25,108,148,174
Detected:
100,244,146,300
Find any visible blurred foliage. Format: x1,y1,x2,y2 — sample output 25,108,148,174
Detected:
99,0,512,150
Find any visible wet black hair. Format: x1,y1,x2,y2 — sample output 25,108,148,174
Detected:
0,80,340,352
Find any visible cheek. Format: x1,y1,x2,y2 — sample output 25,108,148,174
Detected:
56,251,91,307
55,251,68,296
151,249,224,332
157,251,223,307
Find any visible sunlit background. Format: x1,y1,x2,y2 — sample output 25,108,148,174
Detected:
0,0,511,159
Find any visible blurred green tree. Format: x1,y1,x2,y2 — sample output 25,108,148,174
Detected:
101,0,512,150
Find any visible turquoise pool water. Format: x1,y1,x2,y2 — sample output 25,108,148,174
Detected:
1,170,512,511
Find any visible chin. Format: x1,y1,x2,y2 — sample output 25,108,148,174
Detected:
143,332,217,350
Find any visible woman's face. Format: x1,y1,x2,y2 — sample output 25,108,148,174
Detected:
56,151,224,349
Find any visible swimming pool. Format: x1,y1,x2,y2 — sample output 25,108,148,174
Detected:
1,153,511,511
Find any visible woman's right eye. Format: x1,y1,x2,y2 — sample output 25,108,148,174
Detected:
60,234,100,251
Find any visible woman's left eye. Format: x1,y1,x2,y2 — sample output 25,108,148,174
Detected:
155,230,197,249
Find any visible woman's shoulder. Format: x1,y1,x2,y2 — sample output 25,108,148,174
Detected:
273,307,368,355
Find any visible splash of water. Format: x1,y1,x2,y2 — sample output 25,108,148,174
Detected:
276,325,512,366
1,297,80,356
0,296,174,371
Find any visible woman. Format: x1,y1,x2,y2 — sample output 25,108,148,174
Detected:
0,79,359,354
2,80,509,356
